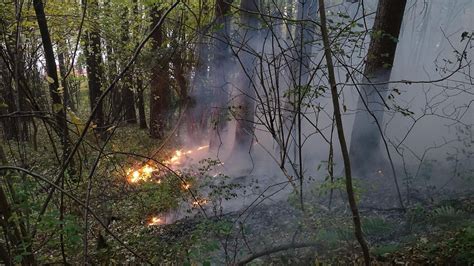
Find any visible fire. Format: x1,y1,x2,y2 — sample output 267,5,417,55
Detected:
127,163,157,183
192,198,208,207
182,183,191,190
143,165,154,175
196,145,208,151
148,216,163,226
164,145,209,168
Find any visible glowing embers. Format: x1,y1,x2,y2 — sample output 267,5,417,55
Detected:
192,198,208,207
164,145,209,168
147,216,163,226
182,183,191,190
126,163,158,183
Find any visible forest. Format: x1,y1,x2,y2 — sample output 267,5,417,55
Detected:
0,0,473,264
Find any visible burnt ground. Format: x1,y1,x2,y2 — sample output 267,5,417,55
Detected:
147,176,474,265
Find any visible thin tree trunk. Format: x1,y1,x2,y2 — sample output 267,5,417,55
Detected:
58,51,71,109
318,0,370,264
291,0,317,211
0,72,19,140
136,73,147,129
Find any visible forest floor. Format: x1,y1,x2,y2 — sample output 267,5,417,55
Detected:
6,123,472,264
149,183,474,265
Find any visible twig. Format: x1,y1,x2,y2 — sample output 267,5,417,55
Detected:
236,241,321,265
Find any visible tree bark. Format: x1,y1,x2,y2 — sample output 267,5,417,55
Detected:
318,0,371,264
120,7,137,124
231,0,260,155
103,0,122,123
0,61,19,140
33,0,69,158
58,51,71,109
83,0,105,132
349,0,407,177
149,6,170,139
209,0,232,150
136,73,147,129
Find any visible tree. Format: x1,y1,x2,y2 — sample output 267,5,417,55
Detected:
136,72,147,129
231,0,261,156
83,0,105,133
33,0,70,158
133,0,147,129
120,6,137,124
290,0,318,208
349,0,407,177
318,0,370,263
209,0,233,150
57,46,72,110
149,5,170,139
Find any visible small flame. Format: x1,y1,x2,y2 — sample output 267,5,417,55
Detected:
182,183,191,190
164,145,210,168
127,164,157,183
196,145,209,151
143,165,154,175
148,216,163,226
192,199,208,207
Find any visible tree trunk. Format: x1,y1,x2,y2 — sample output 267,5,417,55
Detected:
209,0,232,150
231,0,260,155
136,73,147,129
349,0,407,177
120,7,137,124
83,0,105,132
149,6,170,139
0,64,19,140
58,50,71,109
103,0,122,123
33,0,69,158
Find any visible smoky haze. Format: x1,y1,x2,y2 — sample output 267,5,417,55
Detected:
175,0,473,215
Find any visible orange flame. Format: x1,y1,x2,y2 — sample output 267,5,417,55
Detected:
164,145,209,168
192,199,208,207
127,164,157,183
148,216,163,226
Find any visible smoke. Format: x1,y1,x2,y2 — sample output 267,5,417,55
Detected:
172,0,474,218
